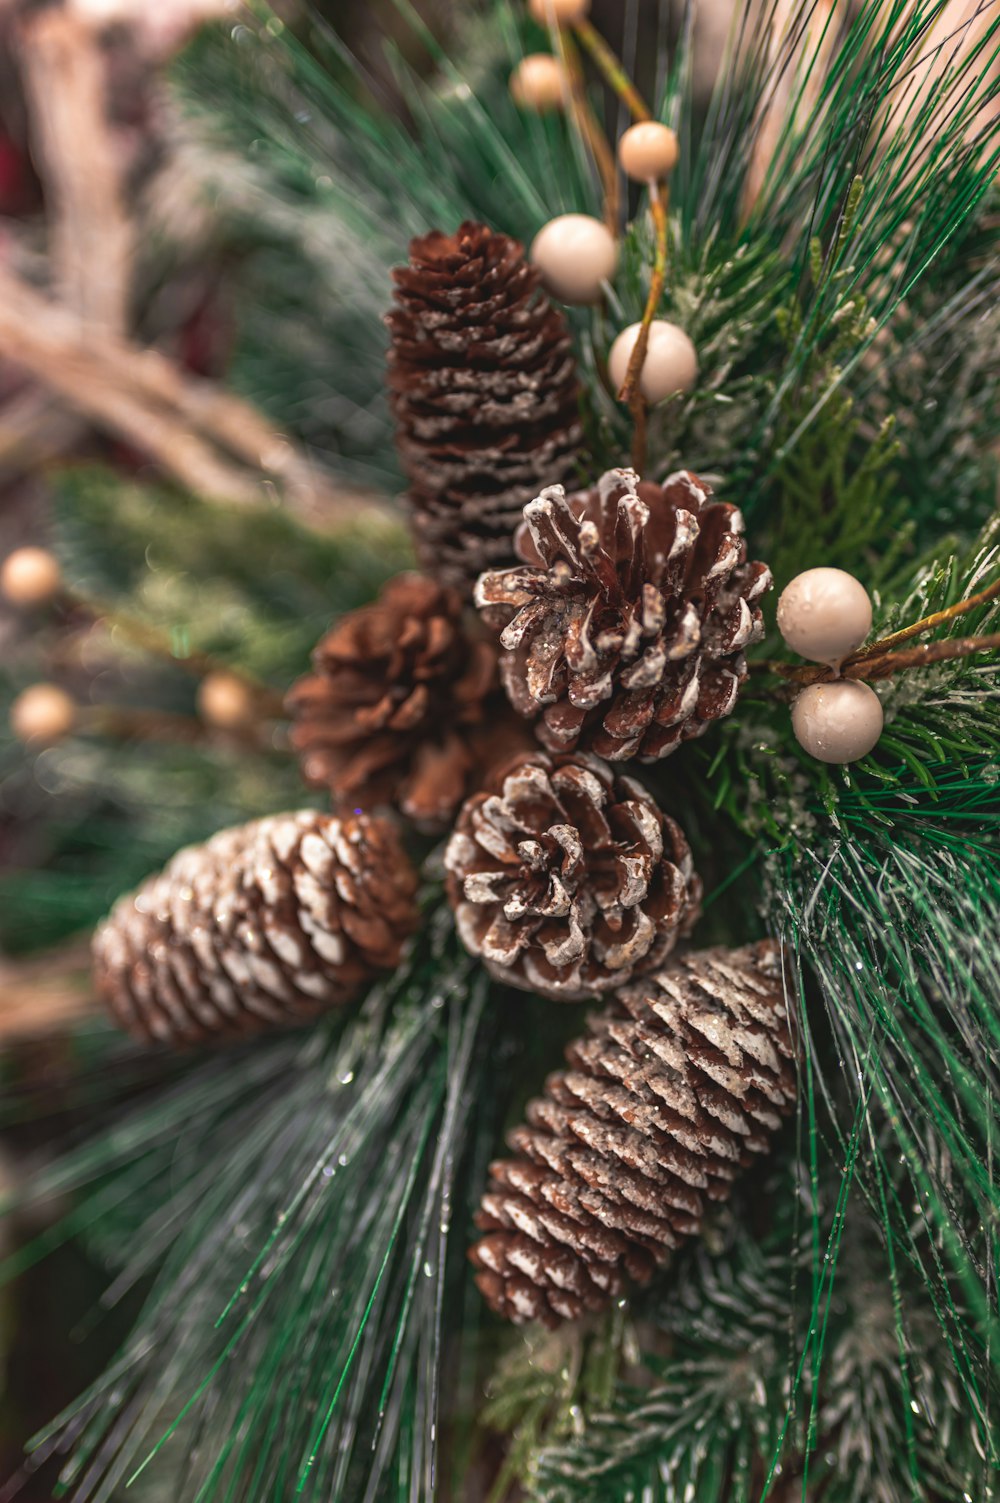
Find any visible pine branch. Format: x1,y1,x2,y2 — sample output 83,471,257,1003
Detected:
5,921,514,1502
528,1161,996,1503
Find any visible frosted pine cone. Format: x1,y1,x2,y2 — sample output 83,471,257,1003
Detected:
286,573,522,831
471,940,796,1327
386,221,582,595
475,468,772,760
444,751,701,1000
93,810,420,1045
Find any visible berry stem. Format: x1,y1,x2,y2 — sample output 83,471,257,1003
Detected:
846,573,1000,662
845,631,1000,681
86,705,284,751
754,624,1000,686
560,30,619,231
618,181,670,408
756,573,1000,683
572,17,651,122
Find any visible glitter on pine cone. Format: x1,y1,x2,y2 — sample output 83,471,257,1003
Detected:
470,940,796,1327
444,750,701,1001
93,810,420,1045
475,468,772,761
286,572,523,831
385,221,582,596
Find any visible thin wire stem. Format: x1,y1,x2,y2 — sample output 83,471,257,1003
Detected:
573,17,652,121
755,630,1000,685
567,15,668,470
619,181,670,409
847,573,1000,662
560,30,620,230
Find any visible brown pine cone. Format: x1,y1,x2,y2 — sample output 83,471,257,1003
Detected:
286,572,522,831
475,467,772,760
386,221,582,596
444,750,701,1000
470,940,796,1327
93,810,420,1045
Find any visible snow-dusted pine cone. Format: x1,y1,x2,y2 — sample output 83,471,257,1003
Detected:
286,573,525,831
471,940,796,1326
475,468,772,760
93,811,420,1045
444,750,701,1000
386,221,582,596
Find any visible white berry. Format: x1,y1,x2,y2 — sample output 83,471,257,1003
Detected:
1,547,62,607
530,214,617,305
618,122,679,182
11,683,77,746
510,54,565,112
777,567,872,667
792,679,883,764
608,320,698,403
528,0,590,23
197,671,255,731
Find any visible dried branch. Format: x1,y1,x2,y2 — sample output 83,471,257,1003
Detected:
18,8,132,334
0,264,382,526
0,940,98,1042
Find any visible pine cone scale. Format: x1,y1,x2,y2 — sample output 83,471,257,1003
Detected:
93,811,420,1045
387,221,582,594
470,942,796,1326
288,573,529,830
447,751,701,999
477,468,772,761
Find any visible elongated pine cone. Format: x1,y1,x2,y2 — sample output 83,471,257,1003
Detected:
471,940,796,1326
444,751,701,1000
386,221,582,595
475,467,772,760
286,572,523,830
93,810,420,1044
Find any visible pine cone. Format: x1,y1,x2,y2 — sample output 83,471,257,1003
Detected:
471,940,796,1326
93,810,420,1045
444,750,701,1000
286,572,523,831
386,221,582,596
475,467,772,760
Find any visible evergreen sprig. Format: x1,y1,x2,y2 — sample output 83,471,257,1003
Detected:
7,919,512,1503
4,2,1000,1499
529,1160,993,1503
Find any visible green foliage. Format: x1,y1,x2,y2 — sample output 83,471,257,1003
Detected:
527,1160,995,1503
0,738,305,954
4,2,1000,1499
51,465,412,683
10,923,520,1502
0,466,410,954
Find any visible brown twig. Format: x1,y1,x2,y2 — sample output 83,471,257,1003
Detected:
847,574,1000,662
563,18,669,469
755,574,1000,685
629,391,649,475
63,591,287,718
618,182,670,408
18,8,132,335
0,940,98,1042
755,630,1000,686
0,264,383,527
85,705,285,750
849,632,1000,680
